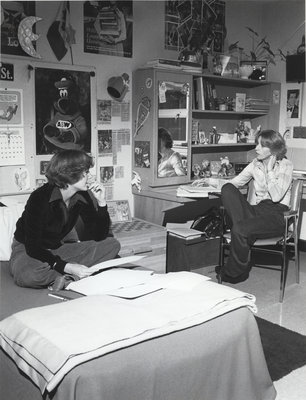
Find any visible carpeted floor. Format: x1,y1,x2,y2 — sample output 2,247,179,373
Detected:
256,317,306,382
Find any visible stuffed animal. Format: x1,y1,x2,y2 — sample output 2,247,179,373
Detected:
201,159,211,177
193,164,202,179
218,156,233,177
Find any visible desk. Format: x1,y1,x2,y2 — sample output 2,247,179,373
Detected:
133,186,221,226
166,233,219,272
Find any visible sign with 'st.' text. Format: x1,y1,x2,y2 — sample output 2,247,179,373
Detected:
0,63,14,81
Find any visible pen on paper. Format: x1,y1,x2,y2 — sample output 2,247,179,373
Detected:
48,293,70,301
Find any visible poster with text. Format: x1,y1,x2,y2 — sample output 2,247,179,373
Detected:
84,1,133,58
35,67,91,155
1,1,36,56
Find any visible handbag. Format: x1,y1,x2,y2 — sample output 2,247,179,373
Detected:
191,207,223,239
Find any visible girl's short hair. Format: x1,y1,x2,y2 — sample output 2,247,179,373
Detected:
255,130,287,160
158,127,173,149
45,150,94,188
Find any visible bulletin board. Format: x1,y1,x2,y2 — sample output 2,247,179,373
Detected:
0,58,97,197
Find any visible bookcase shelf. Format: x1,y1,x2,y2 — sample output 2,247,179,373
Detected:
132,67,281,182
192,110,268,117
191,143,256,149
132,67,280,208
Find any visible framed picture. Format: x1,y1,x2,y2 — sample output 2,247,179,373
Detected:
279,82,304,139
40,161,49,175
286,87,301,120
240,60,267,81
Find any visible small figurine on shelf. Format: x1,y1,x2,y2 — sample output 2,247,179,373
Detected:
218,156,234,177
193,163,202,179
235,121,250,143
210,126,221,144
201,159,211,177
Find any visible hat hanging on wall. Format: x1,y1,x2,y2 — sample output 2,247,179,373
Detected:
107,73,129,102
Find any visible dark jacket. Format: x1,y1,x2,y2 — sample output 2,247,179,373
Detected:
14,183,111,273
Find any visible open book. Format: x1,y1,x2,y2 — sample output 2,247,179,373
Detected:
86,255,145,275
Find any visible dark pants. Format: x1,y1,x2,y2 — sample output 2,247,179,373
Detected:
9,237,121,289
221,183,288,278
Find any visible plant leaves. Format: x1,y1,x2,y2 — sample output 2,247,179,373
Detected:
263,45,275,57
255,38,266,52
246,26,259,36
229,41,240,50
278,48,287,61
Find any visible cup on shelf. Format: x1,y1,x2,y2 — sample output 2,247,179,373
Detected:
239,64,253,79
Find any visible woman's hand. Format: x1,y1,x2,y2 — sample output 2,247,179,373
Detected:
267,155,276,173
64,263,92,279
87,180,106,207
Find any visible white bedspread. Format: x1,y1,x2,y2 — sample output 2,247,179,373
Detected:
0,272,257,394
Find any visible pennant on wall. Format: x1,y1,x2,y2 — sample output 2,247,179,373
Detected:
47,1,75,62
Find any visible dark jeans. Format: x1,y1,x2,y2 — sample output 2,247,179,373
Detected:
9,237,121,289
221,183,288,277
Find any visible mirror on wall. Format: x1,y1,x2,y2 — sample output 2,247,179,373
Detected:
157,80,189,179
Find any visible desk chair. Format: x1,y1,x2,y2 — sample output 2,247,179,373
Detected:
218,179,303,302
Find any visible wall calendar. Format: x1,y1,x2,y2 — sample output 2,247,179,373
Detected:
0,128,25,166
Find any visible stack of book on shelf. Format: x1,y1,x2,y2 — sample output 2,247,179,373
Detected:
193,77,217,110
181,61,202,73
145,59,182,70
245,98,270,112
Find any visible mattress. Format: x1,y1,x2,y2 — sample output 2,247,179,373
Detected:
0,261,276,400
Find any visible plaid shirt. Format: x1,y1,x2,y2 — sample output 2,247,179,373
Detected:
230,157,293,207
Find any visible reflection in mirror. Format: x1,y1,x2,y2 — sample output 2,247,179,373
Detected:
158,127,187,178
158,81,188,109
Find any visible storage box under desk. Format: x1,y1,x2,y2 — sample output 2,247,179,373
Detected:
166,233,220,273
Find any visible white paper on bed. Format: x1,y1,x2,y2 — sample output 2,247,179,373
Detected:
0,272,257,394
87,254,146,275
66,268,154,296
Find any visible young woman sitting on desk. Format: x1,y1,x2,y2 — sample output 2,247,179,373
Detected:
9,149,120,289
200,129,293,284
158,127,186,178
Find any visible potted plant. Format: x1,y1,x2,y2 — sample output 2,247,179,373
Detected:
229,27,277,80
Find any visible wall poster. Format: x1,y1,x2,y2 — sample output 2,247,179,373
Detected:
0,88,25,166
0,88,23,126
83,1,133,58
165,0,226,54
1,1,36,57
35,67,92,155
283,83,304,140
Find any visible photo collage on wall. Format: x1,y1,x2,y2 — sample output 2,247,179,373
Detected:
165,0,226,54
97,128,131,201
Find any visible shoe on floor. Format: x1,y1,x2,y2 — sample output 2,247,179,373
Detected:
215,266,249,284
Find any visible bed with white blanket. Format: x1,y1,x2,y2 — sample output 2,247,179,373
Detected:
0,261,276,400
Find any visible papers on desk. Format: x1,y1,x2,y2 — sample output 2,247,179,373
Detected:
87,255,145,275
176,184,221,198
